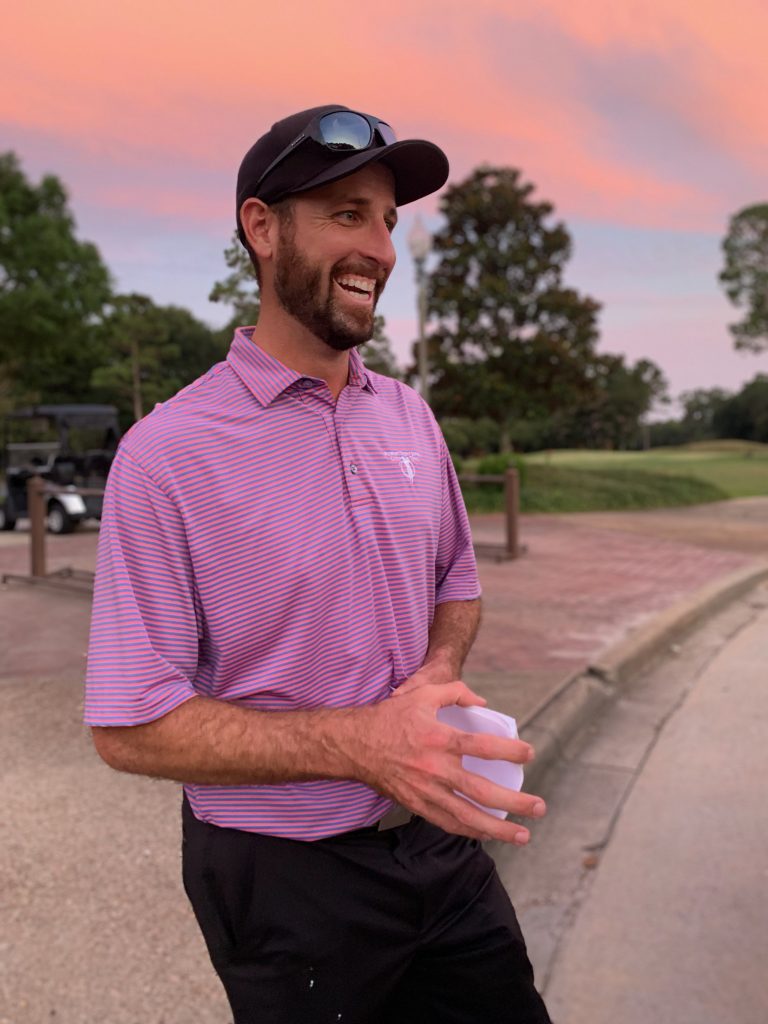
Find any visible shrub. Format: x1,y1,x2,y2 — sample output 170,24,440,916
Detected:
476,451,528,487
439,417,500,457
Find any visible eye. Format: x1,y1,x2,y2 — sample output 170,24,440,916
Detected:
336,210,359,223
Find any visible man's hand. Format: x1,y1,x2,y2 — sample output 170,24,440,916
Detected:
349,681,546,845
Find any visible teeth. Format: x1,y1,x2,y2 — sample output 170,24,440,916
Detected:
337,275,375,293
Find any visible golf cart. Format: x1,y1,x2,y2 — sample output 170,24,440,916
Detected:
0,404,121,533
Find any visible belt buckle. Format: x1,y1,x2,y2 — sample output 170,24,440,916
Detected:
377,805,413,831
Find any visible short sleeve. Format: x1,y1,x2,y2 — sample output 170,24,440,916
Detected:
434,444,482,605
84,446,200,726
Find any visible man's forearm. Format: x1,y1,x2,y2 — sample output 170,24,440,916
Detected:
92,677,543,847
421,597,482,680
91,599,482,788
91,697,367,786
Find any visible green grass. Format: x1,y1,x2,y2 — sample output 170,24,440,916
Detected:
460,441,768,514
461,465,727,514
525,443,768,499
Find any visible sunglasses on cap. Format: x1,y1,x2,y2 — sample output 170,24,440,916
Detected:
254,109,397,195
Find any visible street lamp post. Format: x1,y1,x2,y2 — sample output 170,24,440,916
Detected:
408,215,432,404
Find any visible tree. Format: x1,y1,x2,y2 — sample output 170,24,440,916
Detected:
0,362,17,418
648,387,730,447
576,355,668,449
713,375,768,442
92,293,225,426
0,151,112,403
209,230,260,338
425,166,602,449
358,316,401,378
719,203,768,352
679,388,731,440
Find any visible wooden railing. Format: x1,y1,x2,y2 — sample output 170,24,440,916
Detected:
459,467,520,560
0,475,101,593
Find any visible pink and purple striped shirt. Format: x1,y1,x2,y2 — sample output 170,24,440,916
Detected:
84,327,480,839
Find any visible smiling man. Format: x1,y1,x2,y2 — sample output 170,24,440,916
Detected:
85,105,551,1023
244,162,395,392
268,169,392,349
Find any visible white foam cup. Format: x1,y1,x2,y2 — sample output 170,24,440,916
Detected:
436,704,524,819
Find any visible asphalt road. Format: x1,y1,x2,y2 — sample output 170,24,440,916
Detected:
496,583,768,1024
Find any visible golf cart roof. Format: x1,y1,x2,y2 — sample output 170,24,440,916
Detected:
7,404,119,421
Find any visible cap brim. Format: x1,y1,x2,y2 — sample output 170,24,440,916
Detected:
284,139,449,207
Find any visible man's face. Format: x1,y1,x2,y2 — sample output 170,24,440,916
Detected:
271,164,397,351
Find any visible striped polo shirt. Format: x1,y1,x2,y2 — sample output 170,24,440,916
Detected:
85,326,480,840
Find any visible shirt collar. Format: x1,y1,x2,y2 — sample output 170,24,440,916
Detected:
227,327,378,406
348,346,378,394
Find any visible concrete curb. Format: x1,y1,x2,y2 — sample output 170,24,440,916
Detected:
519,561,768,793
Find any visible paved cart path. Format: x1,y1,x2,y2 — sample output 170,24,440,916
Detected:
1,501,766,1023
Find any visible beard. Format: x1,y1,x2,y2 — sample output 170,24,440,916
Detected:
272,227,383,352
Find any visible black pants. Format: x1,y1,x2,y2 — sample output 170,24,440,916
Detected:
182,797,551,1024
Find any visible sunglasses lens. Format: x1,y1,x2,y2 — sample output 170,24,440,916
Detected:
376,121,397,146
318,112,373,151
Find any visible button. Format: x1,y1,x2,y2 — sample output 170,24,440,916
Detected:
298,378,314,390
349,463,358,475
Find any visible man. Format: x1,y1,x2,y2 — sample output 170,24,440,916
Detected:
85,104,551,1023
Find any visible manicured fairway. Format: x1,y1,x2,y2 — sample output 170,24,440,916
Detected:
525,442,768,499
460,442,768,513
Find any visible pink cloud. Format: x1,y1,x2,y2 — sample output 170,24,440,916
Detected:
3,0,766,231
512,0,768,175
91,183,229,222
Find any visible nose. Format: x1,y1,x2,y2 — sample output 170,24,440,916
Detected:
359,218,397,279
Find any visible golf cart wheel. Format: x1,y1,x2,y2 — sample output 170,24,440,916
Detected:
0,504,16,531
47,500,76,535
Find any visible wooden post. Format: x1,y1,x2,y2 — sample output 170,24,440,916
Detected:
504,467,519,559
27,475,47,578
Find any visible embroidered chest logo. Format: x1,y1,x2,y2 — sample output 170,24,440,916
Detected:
383,450,420,484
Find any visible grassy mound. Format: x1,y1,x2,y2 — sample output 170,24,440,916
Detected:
523,444,768,498
461,464,728,514
666,439,768,454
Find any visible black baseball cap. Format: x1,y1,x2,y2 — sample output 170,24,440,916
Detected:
236,104,449,245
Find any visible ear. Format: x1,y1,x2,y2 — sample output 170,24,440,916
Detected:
240,198,275,263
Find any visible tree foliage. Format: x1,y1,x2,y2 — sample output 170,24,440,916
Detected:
565,354,668,450
679,387,731,440
712,375,768,441
650,379,768,447
209,230,261,337
0,151,112,401
719,203,768,352
426,166,603,448
92,293,225,426
358,316,400,378
436,352,667,454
